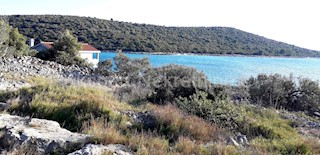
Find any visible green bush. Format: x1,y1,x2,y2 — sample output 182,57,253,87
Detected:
287,78,320,112
244,74,295,108
113,50,151,84
244,74,320,113
175,91,242,130
109,52,215,105
96,59,113,76
148,64,212,104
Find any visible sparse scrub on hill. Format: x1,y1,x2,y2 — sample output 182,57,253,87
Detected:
1,75,320,154
1,53,320,154
5,15,320,57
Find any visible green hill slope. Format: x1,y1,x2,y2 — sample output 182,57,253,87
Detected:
3,15,320,57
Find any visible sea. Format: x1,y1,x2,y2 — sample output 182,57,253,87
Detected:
100,52,320,85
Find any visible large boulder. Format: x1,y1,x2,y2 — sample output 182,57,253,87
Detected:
0,114,89,154
68,144,133,155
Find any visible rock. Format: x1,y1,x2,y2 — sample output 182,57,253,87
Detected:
0,102,8,111
125,121,133,128
0,114,89,154
68,144,133,155
236,133,249,146
314,112,320,118
226,136,240,147
226,133,250,147
122,110,156,129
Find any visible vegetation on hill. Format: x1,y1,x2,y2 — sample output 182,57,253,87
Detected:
3,15,320,57
1,73,320,154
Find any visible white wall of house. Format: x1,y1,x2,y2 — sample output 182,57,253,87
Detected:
79,51,100,67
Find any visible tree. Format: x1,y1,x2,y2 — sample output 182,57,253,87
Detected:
0,20,10,57
38,30,89,67
8,28,28,54
0,20,33,57
52,30,81,57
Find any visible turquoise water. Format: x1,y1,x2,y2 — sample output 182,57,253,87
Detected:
100,52,320,85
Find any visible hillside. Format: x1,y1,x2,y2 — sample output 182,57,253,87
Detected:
1,55,320,154
3,15,320,57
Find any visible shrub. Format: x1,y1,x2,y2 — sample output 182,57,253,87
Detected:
96,59,113,76
148,64,212,104
113,84,153,105
113,51,151,84
287,78,320,112
244,74,320,112
244,74,295,108
175,91,242,130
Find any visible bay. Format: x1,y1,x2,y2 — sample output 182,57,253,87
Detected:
100,52,320,85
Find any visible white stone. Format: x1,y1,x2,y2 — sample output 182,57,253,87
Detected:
0,114,89,154
68,144,133,155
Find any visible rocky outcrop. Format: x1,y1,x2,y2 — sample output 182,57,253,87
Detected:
68,144,133,155
226,133,249,147
0,73,31,91
0,114,89,154
0,56,92,79
0,56,116,91
279,111,320,128
121,110,156,129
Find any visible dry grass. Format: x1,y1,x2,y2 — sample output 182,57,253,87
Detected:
175,137,202,155
150,104,224,142
84,118,127,145
83,118,171,155
129,133,169,155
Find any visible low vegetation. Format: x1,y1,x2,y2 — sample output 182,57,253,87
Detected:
96,53,320,154
1,41,320,154
1,72,319,154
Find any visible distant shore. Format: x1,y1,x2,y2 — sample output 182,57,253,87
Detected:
102,51,320,59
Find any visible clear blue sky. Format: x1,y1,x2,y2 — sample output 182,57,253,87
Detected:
1,0,320,51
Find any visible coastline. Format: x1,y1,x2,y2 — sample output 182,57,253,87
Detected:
102,51,320,59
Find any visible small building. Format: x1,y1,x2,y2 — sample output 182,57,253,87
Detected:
32,41,101,67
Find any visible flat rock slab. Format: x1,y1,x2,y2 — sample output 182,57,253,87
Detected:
0,114,90,154
68,144,133,155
